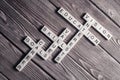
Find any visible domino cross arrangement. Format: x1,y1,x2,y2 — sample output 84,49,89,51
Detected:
16,7,112,71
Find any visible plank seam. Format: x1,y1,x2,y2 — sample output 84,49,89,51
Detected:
89,0,120,28
0,30,25,54
0,72,10,80
0,32,55,80
31,60,56,80
99,44,120,64
68,55,97,80
0,1,55,79
48,0,59,8
47,1,99,79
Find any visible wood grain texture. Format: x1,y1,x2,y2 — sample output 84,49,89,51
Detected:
48,0,120,79
0,73,8,80
0,0,120,80
0,34,53,80
0,0,96,80
89,0,120,64
89,0,120,27
8,0,120,79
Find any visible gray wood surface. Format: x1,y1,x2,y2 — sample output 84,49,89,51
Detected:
0,73,8,80
0,34,53,80
0,0,120,80
90,0,120,27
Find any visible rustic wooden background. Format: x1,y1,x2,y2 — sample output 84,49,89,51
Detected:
0,0,120,80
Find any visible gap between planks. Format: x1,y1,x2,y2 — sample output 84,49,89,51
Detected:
88,0,120,30
0,72,9,80
0,33,55,80
2,0,120,79
0,0,96,79
48,0,120,69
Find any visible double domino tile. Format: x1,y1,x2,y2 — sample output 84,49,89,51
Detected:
16,7,112,71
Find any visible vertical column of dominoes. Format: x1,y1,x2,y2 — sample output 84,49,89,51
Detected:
16,37,45,71
40,26,70,60
83,13,112,40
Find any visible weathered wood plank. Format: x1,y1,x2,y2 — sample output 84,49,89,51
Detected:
89,0,120,27
0,0,96,80
0,36,31,80
0,73,8,80
0,56,31,80
49,0,120,66
88,0,120,65
48,0,120,79
0,34,54,80
61,56,96,80
5,0,120,79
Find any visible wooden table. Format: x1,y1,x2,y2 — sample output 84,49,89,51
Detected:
0,0,120,80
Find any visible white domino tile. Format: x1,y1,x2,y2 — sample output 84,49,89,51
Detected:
80,19,100,46
24,36,36,48
55,32,83,63
41,26,58,41
38,48,46,56
42,42,60,60
58,7,99,45
67,31,83,50
58,7,83,30
59,28,71,40
92,22,112,40
55,18,94,63
59,42,67,49
80,19,94,33
83,13,92,22
16,37,45,71
84,31,100,46
40,27,71,60
55,31,86,63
